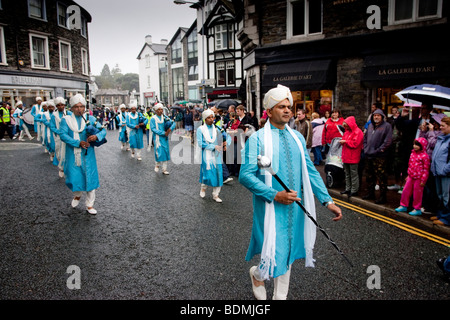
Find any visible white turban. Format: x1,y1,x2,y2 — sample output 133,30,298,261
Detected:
119,104,126,109
41,101,47,107
16,100,23,106
54,97,66,105
263,84,293,110
46,100,55,107
202,109,215,121
70,94,86,107
36,97,42,102
154,103,164,110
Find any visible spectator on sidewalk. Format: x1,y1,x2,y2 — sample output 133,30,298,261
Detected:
339,116,364,197
311,112,325,166
387,106,403,191
321,109,344,155
430,116,450,226
363,109,392,204
295,109,312,150
395,137,430,216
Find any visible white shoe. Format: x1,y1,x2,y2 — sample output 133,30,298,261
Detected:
29,137,34,140
162,170,169,175
154,166,160,172
59,170,64,178
249,266,266,300
121,145,124,150
137,157,142,161
131,153,135,158
86,207,97,215
200,189,206,198
71,198,80,208
18,138,25,141
223,177,233,184
213,196,223,203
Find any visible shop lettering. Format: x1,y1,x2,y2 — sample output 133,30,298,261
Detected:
11,76,42,85
272,74,312,82
378,66,436,76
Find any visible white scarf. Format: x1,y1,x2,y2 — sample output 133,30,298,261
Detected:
199,124,217,170
153,114,164,157
53,111,66,169
260,121,316,280
43,111,51,144
64,113,86,166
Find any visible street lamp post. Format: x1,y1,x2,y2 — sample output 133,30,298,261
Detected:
174,0,206,106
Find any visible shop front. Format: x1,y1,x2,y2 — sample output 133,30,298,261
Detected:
261,59,336,118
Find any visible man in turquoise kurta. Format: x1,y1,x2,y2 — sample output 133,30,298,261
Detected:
116,104,129,150
197,109,231,203
150,103,175,174
59,94,106,215
239,85,342,300
126,104,148,161
31,96,42,134
50,97,71,177
42,100,56,161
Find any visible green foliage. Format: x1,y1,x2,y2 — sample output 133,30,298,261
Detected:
95,64,140,92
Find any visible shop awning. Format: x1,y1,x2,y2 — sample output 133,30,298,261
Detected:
262,60,335,92
361,51,450,88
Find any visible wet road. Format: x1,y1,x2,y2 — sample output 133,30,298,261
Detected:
0,129,449,301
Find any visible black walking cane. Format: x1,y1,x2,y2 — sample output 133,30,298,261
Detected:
257,155,353,267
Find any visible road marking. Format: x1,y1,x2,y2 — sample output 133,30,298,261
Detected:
334,198,450,247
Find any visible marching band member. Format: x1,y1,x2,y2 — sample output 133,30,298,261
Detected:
116,104,129,151
126,104,148,161
50,97,71,178
150,103,175,174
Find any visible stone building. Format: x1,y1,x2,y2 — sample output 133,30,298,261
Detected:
0,0,92,109
238,0,450,124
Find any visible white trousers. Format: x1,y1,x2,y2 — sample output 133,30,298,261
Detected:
156,161,168,171
201,184,221,197
73,190,96,208
131,148,142,158
19,123,32,140
253,265,291,300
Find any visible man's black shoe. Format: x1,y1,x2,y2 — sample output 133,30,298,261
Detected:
349,192,358,197
340,190,350,195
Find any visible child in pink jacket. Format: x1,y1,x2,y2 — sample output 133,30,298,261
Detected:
395,137,430,216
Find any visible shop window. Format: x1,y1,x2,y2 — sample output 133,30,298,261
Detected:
389,0,442,25
30,34,49,69
287,0,322,38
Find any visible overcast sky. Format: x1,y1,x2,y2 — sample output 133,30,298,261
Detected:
75,0,197,75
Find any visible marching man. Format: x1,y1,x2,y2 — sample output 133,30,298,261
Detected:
239,85,342,300
59,94,106,215
13,101,34,141
50,97,70,178
197,109,231,203
150,103,175,174
116,104,129,151
126,104,148,161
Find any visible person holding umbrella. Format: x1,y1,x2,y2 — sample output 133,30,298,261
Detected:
59,94,106,215
239,84,342,300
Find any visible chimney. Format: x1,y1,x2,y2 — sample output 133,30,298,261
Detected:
145,35,152,45
161,39,168,45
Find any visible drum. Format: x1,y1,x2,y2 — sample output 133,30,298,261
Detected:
22,108,34,125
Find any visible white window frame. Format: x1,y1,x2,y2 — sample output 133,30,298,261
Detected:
57,2,68,28
215,23,234,50
0,27,7,66
28,0,47,21
80,16,87,38
81,48,89,75
286,0,323,39
59,40,72,72
388,0,443,25
29,33,50,70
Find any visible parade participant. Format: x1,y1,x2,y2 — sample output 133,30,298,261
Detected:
150,103,175,174
31,97,42,136
116,104,129,151
50,97,70,178
126,104,148,161
59,94,106,215
197,109,230,203
13,101,34,141
144,106,153,151
35,101,48,151
42,100,56,161
239,84,342,300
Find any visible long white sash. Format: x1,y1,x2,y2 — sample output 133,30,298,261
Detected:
260,121,316,280
199,124,217,170
64,114,86,166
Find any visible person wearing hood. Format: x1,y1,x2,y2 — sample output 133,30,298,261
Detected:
430,116,450,226
363,108,393,204
339,116,364,197
395,137,430,216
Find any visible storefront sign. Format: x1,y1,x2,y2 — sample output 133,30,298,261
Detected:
11,76,42,86
377,66,436,76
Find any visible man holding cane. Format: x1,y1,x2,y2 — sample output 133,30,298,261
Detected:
239,84,342,300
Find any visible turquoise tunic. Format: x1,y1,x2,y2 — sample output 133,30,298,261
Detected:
239,124,332,278
31,104,40,131
42,111,55,153
197,124,230,187
150,115,176,162
126,112,148,149
50,110,71,166
116,113,128,143
59,115,106,192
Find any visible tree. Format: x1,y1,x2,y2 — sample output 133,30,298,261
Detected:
94,63,139,92
100,64,111,77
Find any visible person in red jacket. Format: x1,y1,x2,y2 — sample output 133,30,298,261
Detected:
321,109,344,155
339,116,364,197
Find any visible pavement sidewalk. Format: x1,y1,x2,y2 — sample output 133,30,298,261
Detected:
315,164,450,241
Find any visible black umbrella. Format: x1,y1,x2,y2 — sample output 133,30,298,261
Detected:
215,99,240,110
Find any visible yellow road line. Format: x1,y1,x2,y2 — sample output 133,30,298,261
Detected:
333,198,450,247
